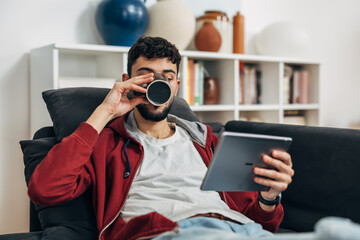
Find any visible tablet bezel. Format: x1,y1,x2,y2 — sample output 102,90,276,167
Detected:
200,131,292,192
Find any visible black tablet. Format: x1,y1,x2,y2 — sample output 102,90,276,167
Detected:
201,131,292,192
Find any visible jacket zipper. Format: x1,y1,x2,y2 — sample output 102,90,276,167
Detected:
98,208,123,240
222,192,229,205
98,144,144,240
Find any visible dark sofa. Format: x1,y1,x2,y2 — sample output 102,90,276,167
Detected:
1,87,359,239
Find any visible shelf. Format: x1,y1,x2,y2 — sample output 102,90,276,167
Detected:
283,104,319,110
54,43,130,54
238,104,280,111
59,77,117,89
52,43,320,64
181,50,320,64
190,104,235,112
30,43,321,135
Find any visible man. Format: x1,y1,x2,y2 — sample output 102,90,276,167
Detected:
28,37,294,240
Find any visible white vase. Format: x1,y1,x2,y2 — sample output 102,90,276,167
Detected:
255,21,309,57
145,0,196,50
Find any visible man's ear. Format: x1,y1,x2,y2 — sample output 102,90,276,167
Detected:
174,78,181,95
122,73,130,82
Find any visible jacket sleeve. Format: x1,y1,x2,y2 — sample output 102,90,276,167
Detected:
28,122,99,206
224,191,284,232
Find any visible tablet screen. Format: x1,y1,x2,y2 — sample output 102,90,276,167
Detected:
201,131,292,192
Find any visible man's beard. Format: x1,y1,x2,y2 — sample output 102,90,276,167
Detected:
136,99,173,122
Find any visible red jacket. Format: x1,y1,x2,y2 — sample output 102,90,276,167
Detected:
28,114,284,240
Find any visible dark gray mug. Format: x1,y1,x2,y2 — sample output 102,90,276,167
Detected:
133,73,172,106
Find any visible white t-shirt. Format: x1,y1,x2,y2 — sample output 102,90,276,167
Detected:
121,112,252,224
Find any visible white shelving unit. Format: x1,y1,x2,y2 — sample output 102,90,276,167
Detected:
30,43,321,136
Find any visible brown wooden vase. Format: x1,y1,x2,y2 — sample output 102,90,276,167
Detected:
204,77,220,104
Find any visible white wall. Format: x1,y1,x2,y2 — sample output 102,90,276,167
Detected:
0,0,359,235
0,0,102,234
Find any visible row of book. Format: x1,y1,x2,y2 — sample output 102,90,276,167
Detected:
239,63,262,104
284,65,311,104
185,60,311,107
186,59,205,105
239,110,306,125
283,110,306,125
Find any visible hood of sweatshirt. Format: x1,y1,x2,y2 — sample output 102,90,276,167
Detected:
108,111,208,147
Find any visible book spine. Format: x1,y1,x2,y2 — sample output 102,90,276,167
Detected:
283,65,293,104
194,61,200,105
239,62,245,104
188,59,195,105
292,70,299,104
199,61,204,105
298,70,310,104
256,70,262,104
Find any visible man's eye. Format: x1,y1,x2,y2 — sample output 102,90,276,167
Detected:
167,78,173,81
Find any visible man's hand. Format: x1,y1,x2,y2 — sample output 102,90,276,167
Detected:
253,150,294,211
86,73,154,133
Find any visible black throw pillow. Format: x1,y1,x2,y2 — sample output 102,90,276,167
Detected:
42,88,110,141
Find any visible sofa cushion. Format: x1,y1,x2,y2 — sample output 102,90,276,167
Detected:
42,87,199,141
225,121,360,232
20,136,98,239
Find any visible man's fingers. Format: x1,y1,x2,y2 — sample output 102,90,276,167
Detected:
254,167,292,184
129,73,154,84
254,176,289,192
272,150,292,167
262,155,294,176
129,95,147,108
115,81,147,94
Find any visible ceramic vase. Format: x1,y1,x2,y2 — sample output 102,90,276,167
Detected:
145,0,195,50
194,11,231,53
204,77,220,105
255,21,309,57
95,0,148,46
195,22,222,52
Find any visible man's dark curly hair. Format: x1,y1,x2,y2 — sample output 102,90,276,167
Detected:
127,36,181,77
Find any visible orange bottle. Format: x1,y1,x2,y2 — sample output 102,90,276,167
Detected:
233,11,244,54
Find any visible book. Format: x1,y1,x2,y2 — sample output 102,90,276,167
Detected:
194,61,200,105
297,70,310,104
288,68,311,104
293,70,311,104
240,64,260,104
284,65,293,104
193,61,204,106
239,62,245,104
284,110,306,125
256,70,262,104
198,61,205,105
187,59,195,105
